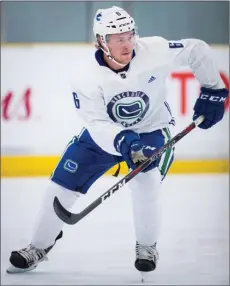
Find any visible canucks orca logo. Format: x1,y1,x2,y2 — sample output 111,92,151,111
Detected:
107,91,149,127
116,101,143,119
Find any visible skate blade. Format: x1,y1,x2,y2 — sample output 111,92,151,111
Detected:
6,264,37,274
140,272,146,283
140,271,152,283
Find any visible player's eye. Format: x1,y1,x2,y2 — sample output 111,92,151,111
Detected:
117,38,124,43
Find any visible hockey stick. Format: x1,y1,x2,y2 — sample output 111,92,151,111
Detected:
53,115,204,225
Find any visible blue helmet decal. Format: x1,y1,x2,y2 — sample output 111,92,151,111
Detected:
96,13,102,21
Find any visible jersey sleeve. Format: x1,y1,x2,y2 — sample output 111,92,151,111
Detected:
168,39,225,89
72,83,124,155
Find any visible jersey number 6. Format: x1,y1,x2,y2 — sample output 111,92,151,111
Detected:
73,92,80,109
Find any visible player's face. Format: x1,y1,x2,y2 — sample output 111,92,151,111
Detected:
106,31,136,65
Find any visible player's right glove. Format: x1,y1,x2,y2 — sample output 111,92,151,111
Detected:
114,130,159,173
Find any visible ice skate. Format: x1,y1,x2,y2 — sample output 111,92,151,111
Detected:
6,231,63,274
134,241,159,281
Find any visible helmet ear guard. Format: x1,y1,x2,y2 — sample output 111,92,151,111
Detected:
94,34,108,52
94,34,114,63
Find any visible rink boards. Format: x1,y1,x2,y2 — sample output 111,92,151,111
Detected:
1,156,229,177
1,43,229,177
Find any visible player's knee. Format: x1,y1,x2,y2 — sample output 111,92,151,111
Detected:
45,180,80,209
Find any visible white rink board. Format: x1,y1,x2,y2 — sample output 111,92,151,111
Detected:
1,44,229,158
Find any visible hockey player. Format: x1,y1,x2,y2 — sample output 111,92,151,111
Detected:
7,6,228,275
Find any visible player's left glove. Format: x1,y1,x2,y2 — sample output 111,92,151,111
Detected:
193,87,228,129
114,130,159,173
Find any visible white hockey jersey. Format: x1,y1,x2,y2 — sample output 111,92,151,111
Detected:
71,37,224,155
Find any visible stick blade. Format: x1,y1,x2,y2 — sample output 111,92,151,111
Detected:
53,196,80,225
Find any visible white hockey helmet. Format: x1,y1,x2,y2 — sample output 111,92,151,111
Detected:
93,6,136,43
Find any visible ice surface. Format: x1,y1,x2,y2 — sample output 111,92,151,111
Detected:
1,174,229,285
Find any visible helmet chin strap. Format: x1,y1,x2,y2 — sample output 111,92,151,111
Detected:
99,42,128,67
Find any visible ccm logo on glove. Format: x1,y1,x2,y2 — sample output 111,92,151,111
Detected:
200,94,226,102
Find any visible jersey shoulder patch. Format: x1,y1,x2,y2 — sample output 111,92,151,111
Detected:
168,42,184,49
